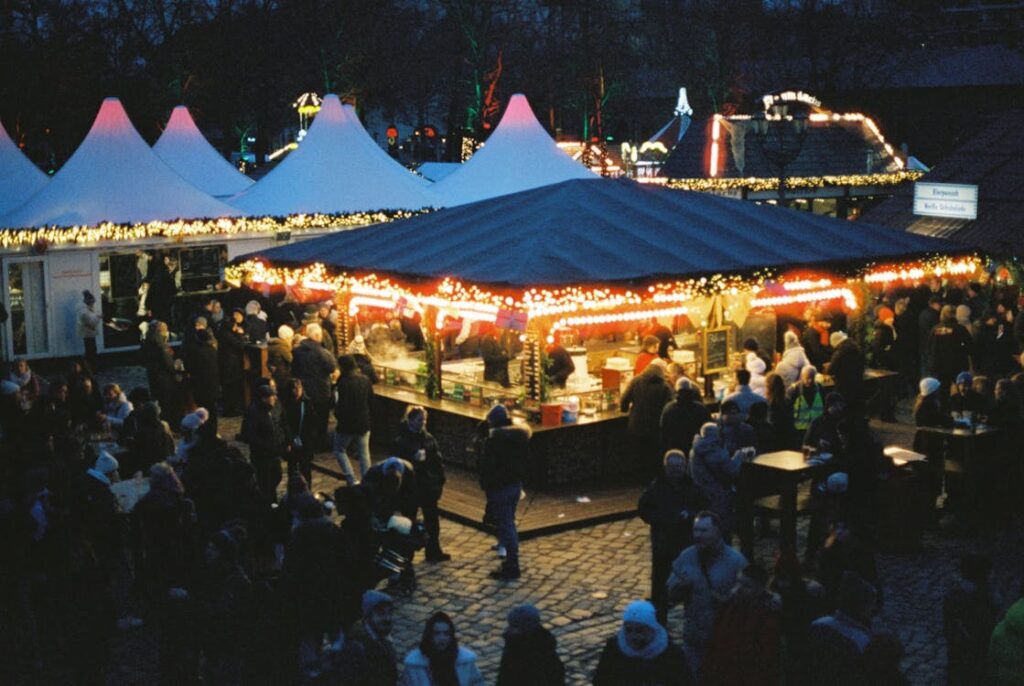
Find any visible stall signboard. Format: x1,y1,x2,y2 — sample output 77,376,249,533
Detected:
496,309,528,331
913,182,978,220
702,326,732,374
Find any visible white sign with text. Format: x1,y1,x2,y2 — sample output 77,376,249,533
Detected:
913,182,978,220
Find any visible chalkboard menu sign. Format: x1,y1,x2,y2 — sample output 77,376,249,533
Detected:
702,326,732,374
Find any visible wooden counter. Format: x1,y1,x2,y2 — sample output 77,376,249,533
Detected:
370,384,633,488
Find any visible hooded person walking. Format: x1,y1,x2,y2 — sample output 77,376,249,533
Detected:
496,604,565,686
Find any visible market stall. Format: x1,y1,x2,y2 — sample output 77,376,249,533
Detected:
233,177,973,486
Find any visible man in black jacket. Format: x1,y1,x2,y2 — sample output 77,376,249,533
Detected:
479,404,530,580
292,323,338,451
333,355,374,486
283,378,317,485
186,326,220,433
240,384,291,504
638,449,707,626
392,405,449,562
660,378,710,455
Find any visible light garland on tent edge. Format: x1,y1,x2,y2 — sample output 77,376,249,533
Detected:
0,209,431,250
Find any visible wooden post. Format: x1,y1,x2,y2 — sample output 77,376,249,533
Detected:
334,286,351,351
523,321,545,404
422,304,443,400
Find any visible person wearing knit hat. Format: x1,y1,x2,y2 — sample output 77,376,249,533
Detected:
498,604,566,685
829,331,848,349
343,590,398,686
593,600,689,685
89,450,120,485
480,402,530,580
919,377,941,397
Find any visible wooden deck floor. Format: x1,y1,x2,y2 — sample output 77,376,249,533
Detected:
311,454,643,539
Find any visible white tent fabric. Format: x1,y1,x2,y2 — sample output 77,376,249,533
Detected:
231,95,439,216
416,161,461,183
154,105,254,197
432,93,598,207
0,120,48,215
2,98,239,228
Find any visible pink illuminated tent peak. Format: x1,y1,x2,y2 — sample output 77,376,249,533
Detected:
1,97,239,228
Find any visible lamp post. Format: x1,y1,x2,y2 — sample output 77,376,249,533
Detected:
750,104,808,204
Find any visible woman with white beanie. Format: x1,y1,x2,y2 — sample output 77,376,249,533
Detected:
593,600,690,685
775,330,810,386
913,377,953,513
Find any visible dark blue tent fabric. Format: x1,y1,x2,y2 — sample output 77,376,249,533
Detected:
243,178,961,288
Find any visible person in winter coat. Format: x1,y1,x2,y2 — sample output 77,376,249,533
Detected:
989,590,1024,686
345,590,399,686
944,554,1000,686
479,404,529,580
769,548,828,682
400,611,485,686
99,383,132,439
621,361,675,478
776,330,810,386
218,309,248,417
929,305,973,390
973,311,1019,379
802,310,832,368
77,289,102,371
282,378,317,484
496,604,565,686
799,571,877,686
639,449,708,626
195,527,254,686
701,564,782,686
334,355,375,485
871,307,898,371
828,333,866,415
689,423,749,541
133,461,198,677
593,600,690,686
267,325,295,391
348,335,380,384
660,377,710,456
292,323,339,450
142,320,182,428
765,373,796,449
186,327,220,430
240,384,291,504
393,405,449,562
919,296,943,378
243,300,269,343
634,335,662,376
282,494,355,675
893,298,918,390
124,401,175,477
724,369,766,420
667,511,748,678
743,338,769,396
480,331,511,387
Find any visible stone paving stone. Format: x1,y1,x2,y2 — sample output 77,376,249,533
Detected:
95,366,1024,685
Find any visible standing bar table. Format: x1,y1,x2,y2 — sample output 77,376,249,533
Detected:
739,450,823,560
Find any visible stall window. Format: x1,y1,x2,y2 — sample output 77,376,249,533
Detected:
99,244,227,349
6,260,49,356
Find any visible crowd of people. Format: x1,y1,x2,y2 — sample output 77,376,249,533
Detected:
1,274,1023,684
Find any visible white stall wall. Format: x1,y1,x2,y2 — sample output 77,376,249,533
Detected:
47,249,99,358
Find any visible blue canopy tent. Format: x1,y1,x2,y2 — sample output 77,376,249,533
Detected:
241,177,960,288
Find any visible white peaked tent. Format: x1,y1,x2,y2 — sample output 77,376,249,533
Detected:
432,93,598,207
0,120,48,215
154,106,254,197
1,97,239,229
231,95,439,216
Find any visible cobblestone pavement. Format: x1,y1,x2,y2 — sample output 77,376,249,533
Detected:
96,366,1024,685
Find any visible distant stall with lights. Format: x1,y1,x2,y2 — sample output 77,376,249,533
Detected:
656,90,926,218
234,177,970,487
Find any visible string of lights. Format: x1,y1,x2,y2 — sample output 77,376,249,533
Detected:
0,209,428,250
230,256,981,324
